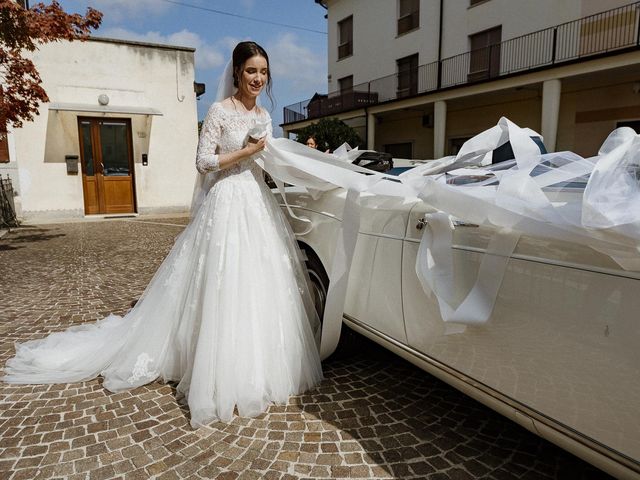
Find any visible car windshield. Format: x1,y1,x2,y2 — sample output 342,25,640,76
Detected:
446,157,590,190
351,150,594,190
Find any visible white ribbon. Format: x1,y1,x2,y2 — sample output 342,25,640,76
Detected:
319,188,362,358
252,118,640,359
416,213,521,335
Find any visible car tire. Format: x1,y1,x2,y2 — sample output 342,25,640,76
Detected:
299,243,362,360
299,244,329,322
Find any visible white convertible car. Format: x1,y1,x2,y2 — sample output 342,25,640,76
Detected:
277,152,640,479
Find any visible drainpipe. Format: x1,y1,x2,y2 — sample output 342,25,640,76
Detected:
437,0,444,89
364,107,368,148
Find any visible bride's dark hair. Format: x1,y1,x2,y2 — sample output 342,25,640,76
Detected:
232,41,274,109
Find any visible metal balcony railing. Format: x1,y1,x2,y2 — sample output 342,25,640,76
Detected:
283,1,640,125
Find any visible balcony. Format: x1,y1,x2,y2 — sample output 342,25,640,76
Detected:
283,1,640,125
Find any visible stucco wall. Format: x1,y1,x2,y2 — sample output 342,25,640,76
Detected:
325,0,588,91
326,0,440,93
559,81,640,156
447,97,542,149
371,95,543,160
441,0,582,59
11,38,198,220
374,114,434,160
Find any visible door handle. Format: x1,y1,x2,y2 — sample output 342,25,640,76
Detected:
453,220,479,228
417,218,478,230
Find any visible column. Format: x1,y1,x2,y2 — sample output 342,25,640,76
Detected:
541,79,561,152
434,100,447,159
367,112,375,150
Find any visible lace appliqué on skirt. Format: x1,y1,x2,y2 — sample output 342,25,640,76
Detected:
127,353,158,384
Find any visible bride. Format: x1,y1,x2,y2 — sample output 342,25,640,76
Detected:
3,41,324,427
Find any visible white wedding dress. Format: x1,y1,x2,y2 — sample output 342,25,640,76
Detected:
3,102,324,427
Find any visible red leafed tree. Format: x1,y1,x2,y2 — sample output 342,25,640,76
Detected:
0,0,102,129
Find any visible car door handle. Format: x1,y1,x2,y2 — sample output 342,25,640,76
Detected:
453,220,479,228
417,218,478,230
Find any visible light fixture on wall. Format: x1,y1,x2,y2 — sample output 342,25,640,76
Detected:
194,82,206,99
98,94,109,106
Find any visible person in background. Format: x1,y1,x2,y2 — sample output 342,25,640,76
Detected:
306,134,330,153
305,135,319,149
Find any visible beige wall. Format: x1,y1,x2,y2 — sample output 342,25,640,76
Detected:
317,1,640,162
442,0,582,58
326,0,588,91
11,38,198,220
580,0,631,16
371,77,640,160
559,81,640,156
372,96,542,160
374,114,434,160
326,0,440,92
447,97,542,152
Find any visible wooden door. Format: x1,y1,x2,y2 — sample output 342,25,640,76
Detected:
78,118,136,215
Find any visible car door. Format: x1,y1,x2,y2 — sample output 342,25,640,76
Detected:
344,193,419,343
402,200,640,466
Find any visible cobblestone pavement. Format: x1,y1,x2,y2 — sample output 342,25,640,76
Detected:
0,219,611,480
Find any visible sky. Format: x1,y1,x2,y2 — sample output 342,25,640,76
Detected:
57,0,329,136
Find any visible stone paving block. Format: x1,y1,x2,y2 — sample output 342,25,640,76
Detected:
10,467,40,480
216,471,239,480
157,470,181,480
51,461,75,476
74,456,100,473
89,465,117,480
0,459,15,475
0,220,615,480
111,459,135,474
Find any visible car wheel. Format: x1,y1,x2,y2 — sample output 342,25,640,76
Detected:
299,244,362,360
300,245,329,322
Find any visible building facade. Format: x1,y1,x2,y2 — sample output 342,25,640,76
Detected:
283,0,640,160
0,37,200,222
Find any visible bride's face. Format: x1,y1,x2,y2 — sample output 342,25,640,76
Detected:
238,55,269,99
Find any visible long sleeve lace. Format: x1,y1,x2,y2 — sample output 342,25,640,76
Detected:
196,104,222,174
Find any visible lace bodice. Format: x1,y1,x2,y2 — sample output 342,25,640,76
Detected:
196,102,272,181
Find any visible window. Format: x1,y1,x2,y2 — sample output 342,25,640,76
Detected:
398,0,419,35
0,87,9,163
397,53,419,98
384,142,413,159
338,75,353,94
338,16,353,59
617,120,640,133
468,26,501,82
449,137,473,156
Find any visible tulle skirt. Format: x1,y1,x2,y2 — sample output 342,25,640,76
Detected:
3,170,323,427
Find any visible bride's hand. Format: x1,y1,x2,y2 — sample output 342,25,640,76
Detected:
245,136,266,155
